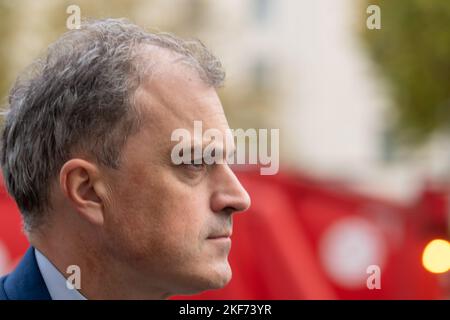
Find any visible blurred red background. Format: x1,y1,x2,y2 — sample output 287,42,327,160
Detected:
0,170,448,299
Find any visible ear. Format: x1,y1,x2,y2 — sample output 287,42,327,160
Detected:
59,159,109,226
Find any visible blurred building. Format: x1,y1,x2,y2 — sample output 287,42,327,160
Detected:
201,0,450,205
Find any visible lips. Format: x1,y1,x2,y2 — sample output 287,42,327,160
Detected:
207,231,232,239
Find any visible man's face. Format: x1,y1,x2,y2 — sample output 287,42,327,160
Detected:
100,56,251,296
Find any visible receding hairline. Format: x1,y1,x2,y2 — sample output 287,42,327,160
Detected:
133,42,223,87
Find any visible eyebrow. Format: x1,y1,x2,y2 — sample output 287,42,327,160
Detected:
176,143,236,162
194,144,236,159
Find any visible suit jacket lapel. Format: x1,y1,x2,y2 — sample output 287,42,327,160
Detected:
2,247,51,300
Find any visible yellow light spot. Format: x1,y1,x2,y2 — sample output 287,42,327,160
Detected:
422,239,450,274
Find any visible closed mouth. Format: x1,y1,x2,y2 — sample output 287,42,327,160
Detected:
207,231,232,240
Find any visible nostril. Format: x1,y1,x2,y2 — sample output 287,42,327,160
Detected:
222,207,235,215
210,166,252,214
227,190,251,214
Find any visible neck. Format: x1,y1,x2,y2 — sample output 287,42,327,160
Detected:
29,225,171,300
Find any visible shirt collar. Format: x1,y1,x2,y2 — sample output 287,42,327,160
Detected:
34,248,87,300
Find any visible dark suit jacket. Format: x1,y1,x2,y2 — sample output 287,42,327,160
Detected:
0,247,51,300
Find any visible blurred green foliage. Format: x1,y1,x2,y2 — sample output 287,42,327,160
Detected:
362,0,450,146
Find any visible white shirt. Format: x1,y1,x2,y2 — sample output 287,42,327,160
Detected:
34,249,87,300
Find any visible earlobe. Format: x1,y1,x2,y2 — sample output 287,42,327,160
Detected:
59,159,106,226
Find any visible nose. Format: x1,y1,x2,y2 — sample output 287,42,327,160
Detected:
210,164,251,215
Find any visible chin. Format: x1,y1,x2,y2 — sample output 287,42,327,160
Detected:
205,260,233,289
176,261,233,296
209,268,232,289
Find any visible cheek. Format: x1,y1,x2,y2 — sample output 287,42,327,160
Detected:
151,182,209,252
106,167,210,260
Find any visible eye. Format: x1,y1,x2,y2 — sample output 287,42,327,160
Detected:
185,159,206,171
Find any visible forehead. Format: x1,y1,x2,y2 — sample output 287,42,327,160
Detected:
134,48,229,135
119,50,236,167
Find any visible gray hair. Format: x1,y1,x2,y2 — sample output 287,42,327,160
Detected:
0,18,225,231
